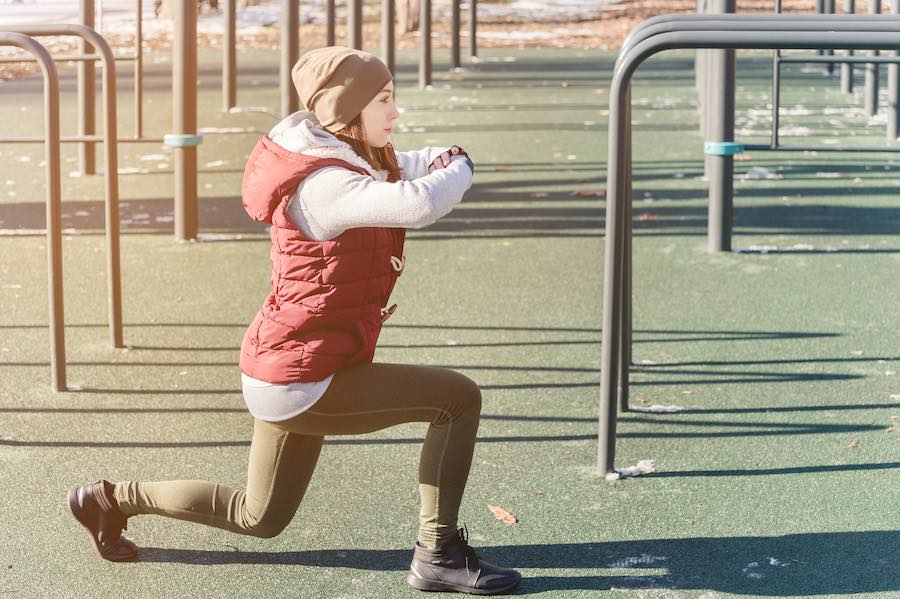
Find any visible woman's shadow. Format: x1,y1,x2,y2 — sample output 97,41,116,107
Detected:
137,530,900,595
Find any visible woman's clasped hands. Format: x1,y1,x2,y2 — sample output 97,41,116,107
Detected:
428,145,473,174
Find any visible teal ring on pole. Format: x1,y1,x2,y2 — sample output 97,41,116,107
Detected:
163,133,203,147
704,141,745,155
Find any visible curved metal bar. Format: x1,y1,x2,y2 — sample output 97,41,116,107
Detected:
2,24,123,349
619,13,897,66
600,19,900,475
0,33,64,391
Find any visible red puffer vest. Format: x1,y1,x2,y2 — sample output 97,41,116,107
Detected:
239,136,405,384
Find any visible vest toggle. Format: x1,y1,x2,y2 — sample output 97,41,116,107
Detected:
390,255,405,274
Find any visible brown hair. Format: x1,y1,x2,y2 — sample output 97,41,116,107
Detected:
332,115,402,181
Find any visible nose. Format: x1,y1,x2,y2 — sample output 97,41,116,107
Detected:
389,106,400,121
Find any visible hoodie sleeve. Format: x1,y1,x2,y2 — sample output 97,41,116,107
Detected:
395,146,449,180
286,159,473,241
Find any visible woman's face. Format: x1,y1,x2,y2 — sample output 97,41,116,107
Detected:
360,80,399,148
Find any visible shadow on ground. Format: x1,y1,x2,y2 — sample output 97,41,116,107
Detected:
134,531,900,596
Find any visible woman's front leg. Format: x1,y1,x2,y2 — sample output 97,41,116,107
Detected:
278,363,482,549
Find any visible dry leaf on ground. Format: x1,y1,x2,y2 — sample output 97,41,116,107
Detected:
487,504,517,525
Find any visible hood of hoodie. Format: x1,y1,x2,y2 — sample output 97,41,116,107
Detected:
241,111,388,223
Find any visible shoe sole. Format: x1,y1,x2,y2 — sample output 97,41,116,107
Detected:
406,572,521,595
67,485,138,562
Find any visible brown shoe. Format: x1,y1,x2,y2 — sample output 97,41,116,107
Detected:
68,480,139,562
406,527,521,595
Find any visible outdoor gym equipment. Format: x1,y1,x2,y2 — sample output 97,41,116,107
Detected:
0,33,63,390
599,14,900,476
0,25,125,395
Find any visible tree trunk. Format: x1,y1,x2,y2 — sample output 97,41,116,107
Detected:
398,0,421,33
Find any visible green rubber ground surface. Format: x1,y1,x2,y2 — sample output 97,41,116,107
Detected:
0,46,898,598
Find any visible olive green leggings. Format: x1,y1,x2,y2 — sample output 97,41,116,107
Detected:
113,363,481,548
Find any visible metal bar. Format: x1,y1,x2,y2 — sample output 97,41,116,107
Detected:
174,0,198,240
890,0,900,143
223,0,236,111
281,0,299,116
468,0,477,59
419,0,431,88
78,0,96,175
706,0,735,253
451,0,461,69
619,84,632,412
327,0,336,46
382,0,395,75
0,33,65,391
744,142,900,152
866,0,881,117
773,54,781,148
825,0,835,73
349,0,363,50
5,25,127,351
779,54,900,64
135,0,143,139
842,0,855,92
0,136,165,143
602,15,900,476
0,53,104,63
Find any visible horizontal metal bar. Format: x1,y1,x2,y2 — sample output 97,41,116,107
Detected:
0,135,164,143
743,143,900,153
0,53,102,63
0,52,136,64
778,55,900,65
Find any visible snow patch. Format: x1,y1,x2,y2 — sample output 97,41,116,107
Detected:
606,459,656,481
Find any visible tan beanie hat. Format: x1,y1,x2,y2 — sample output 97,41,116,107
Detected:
291,46,393,132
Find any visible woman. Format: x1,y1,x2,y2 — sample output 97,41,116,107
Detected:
68,46,521,596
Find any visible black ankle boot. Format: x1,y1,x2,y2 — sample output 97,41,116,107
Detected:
406,527,521,595
68,480,139,562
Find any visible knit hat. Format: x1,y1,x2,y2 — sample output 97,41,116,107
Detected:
291,46,393,132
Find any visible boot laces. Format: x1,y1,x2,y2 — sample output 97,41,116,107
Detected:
455,526,479,571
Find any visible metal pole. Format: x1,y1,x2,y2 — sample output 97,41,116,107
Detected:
696,0,708,139
223,0,236,111
419,0,431,88
825,0,835,74
890,0,900,143
773,50,781,148
620,85,632,412
173,0,198,240
866,0,881,117
468,0,477,59
841,0,855,93
135,0,143,138
707,0,735,253
0,34,65,391
349,0,363,50
327,0,336,46
97,30,123,348
8,26,125,349
41,40,65,391
451,0,460,69
78,0,96,175
382,0,395,75
281,0,299,116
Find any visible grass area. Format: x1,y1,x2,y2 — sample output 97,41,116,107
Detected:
0,46,898,598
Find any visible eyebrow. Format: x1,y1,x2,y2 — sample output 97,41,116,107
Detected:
380,87,393,93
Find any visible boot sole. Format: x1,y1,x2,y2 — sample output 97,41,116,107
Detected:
67,485,138,562
406,572,521,595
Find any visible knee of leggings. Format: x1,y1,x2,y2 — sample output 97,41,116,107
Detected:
244,517,287,539
450,371,482,417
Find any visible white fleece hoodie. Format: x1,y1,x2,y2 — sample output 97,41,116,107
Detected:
267,111,473,241
241,111,473,422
